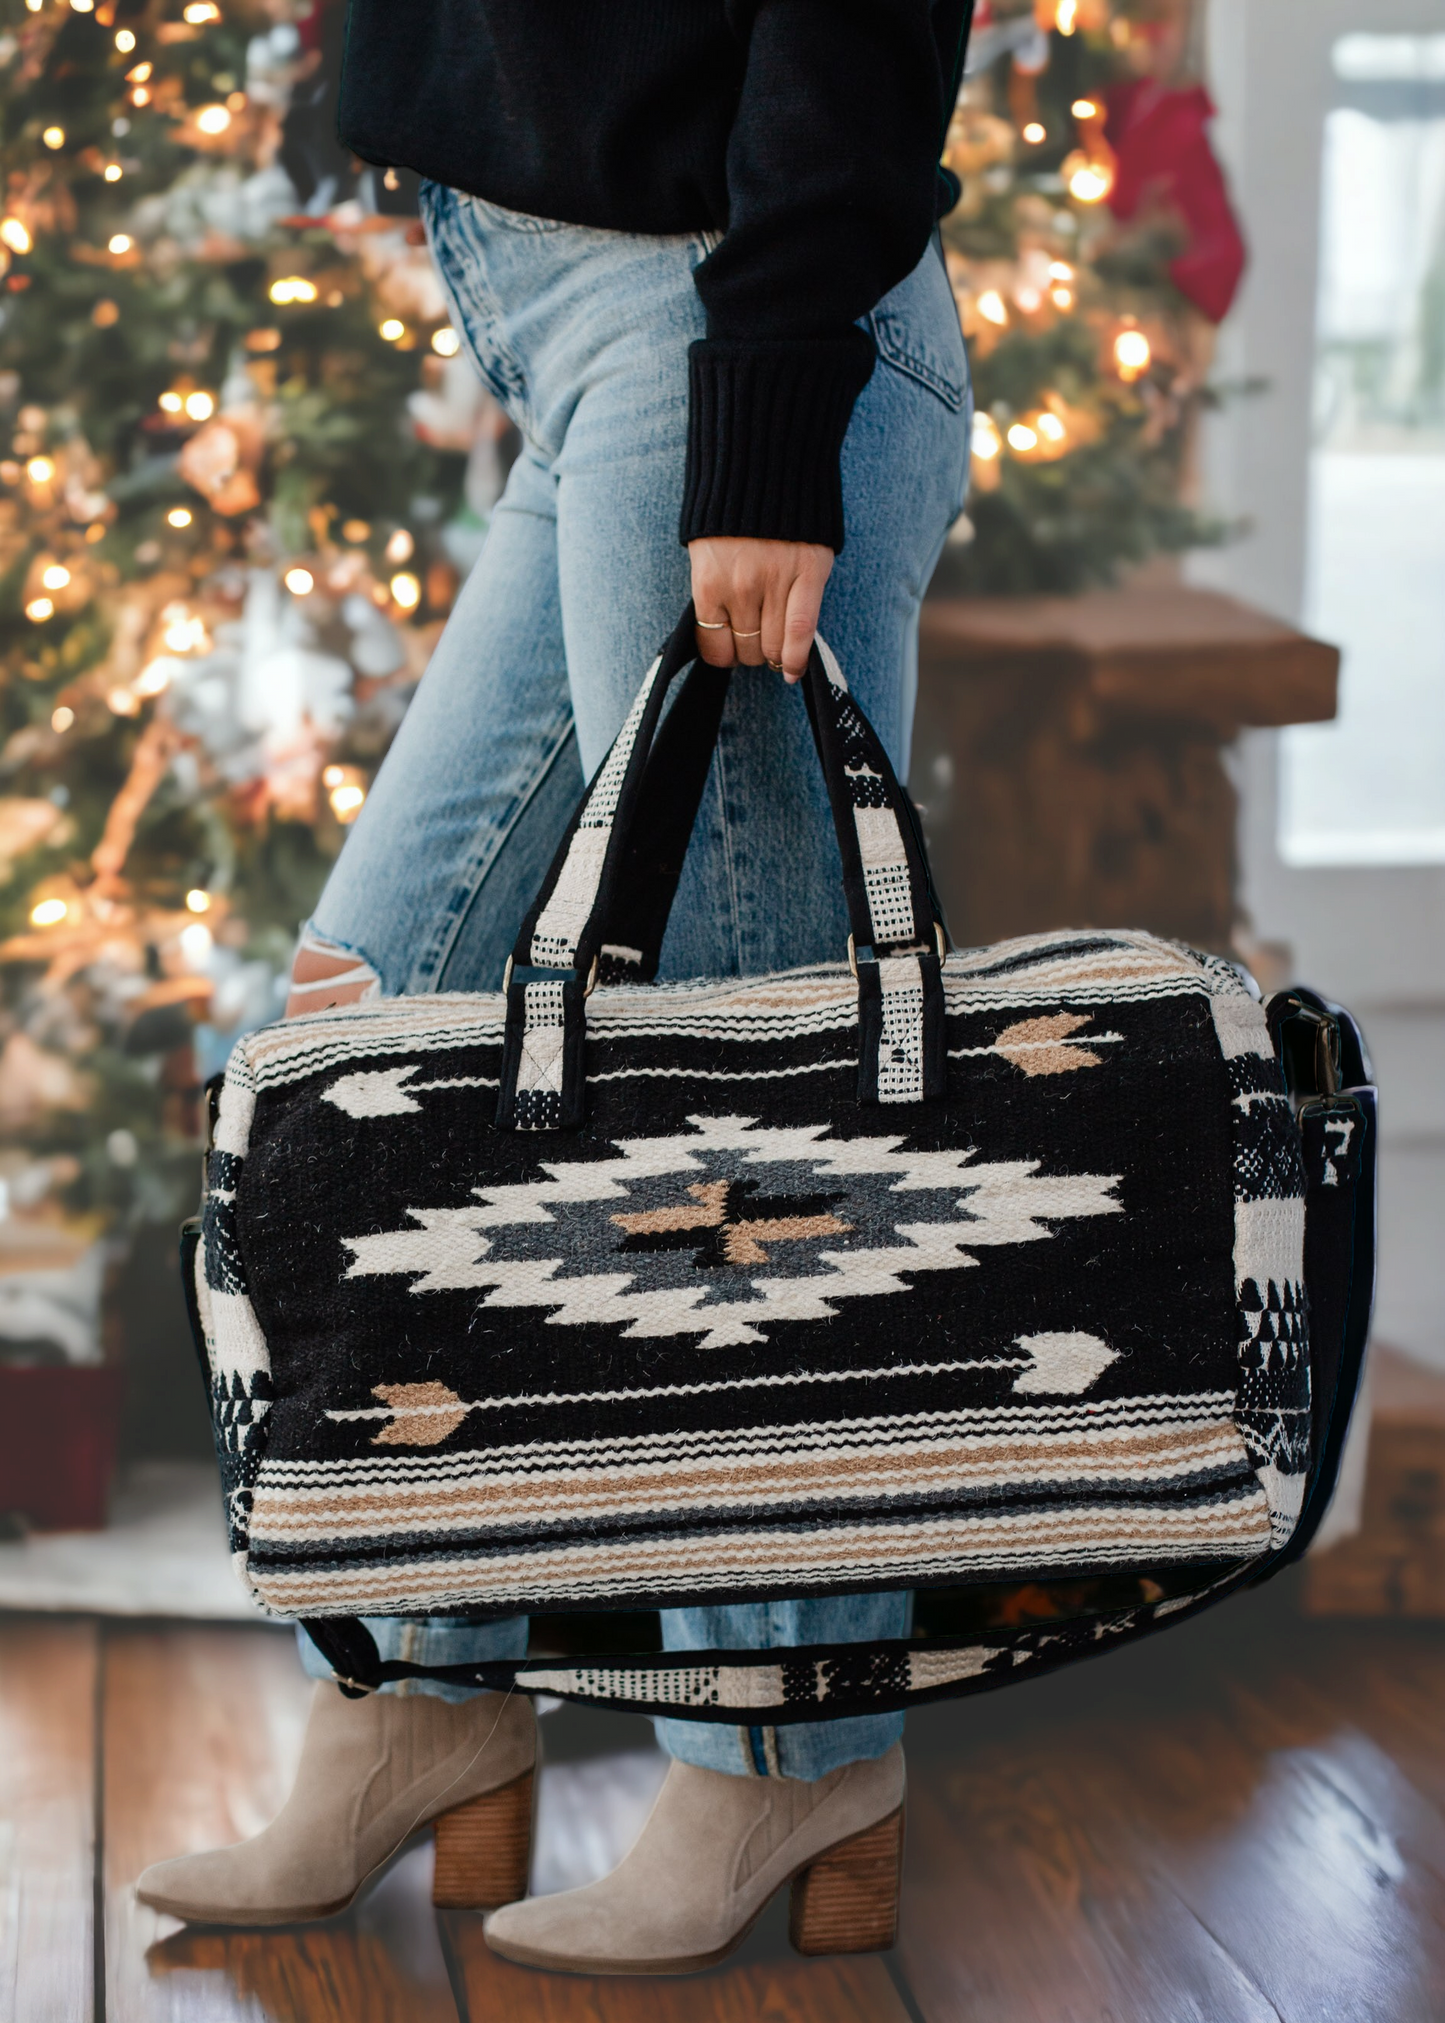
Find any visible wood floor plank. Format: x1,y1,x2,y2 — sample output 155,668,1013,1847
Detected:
0,1616,99,2023
897,1734,1277,2023
101,1624,454,2023
440,1908,913,2023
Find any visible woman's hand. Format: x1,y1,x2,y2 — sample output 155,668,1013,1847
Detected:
689,537,833,682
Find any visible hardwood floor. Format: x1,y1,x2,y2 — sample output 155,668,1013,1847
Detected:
3,1581,1444,2022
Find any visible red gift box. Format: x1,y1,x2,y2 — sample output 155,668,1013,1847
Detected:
0,1365,127,1531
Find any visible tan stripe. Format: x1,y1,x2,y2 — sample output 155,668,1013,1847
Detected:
249,1423,1249,1543
247,1496,1271,1611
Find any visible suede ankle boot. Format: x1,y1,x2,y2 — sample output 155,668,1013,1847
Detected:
137,1682,536,1924
483,1744,904,1975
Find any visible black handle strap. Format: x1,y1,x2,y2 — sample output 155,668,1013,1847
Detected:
495,608,947,1129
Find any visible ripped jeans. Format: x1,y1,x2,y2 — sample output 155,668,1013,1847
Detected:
296,182,971,1779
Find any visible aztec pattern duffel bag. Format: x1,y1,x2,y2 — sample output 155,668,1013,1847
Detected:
184,608,1375,1722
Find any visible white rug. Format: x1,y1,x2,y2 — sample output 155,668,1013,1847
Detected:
0,1460,262,1619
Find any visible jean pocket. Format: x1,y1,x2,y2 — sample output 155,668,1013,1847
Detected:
870,305,968,412
868,244,969,414
464,193,569,234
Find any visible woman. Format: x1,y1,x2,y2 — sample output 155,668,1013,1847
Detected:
139,0,973,1972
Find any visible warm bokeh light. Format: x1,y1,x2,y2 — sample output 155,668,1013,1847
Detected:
1114,327,1152,378
108,233,133,255
322,764,346,788
1072,98,1099,119
92,299,119,327
971,412,1002,461
1007,422,1039,452
167,506,193,527
1056,0,1078,32
30,898,69,928
127,61,153,82
183,1,221,20
25,455,56,483
378,318,405,342
104,163,122,182
161,605,209,653
25,597,53,622
977,290,1008,327
1037,412,1067,442
130,86,150,106
108,686,141,715
284,567,315,596
389,571,421,610
42,126,65,150
158,391,183,414
51,705,74,732
0,218,31,255
40,564,70,590
1051,286,1074,310
134,660,173,697
384,527,414,564
431,326,461,356
183,390,214,420
1022,122,1045,144
342,519,370,543
1067,160,1112,203
186,888,212,913
269,276,318,305
329,782,366,821
115,27,135,49
195,104,231,135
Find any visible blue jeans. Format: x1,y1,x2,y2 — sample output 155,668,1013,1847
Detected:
296,183,970,1780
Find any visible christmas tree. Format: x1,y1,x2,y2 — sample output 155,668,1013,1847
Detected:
0,0,502,1365
940,0,1244,594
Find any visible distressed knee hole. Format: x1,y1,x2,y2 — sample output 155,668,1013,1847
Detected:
286,931,381,1018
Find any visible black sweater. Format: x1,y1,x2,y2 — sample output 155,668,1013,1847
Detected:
338,2,971,551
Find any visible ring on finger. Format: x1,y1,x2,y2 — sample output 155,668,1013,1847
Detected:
765,658,785,673
732,628,762,639
695,619,732,631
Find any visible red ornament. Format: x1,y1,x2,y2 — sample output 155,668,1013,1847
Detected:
1103,78,1246,324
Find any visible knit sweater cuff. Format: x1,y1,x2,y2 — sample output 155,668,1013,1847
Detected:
680,330,877,552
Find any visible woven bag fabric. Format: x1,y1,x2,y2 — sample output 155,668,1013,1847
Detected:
190,615,1311,1643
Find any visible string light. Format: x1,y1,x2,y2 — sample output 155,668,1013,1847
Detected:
195,105,231,135
1007,422,1039,452
1049,261,1075,282
431,326,461,356
977,290,1008,327
126,62,152,82
378,318,405,342
1056,0,1078,32
115,27,135,50
158,391,183,413
185,888,212,913
269,276,317,305
322,764,346,789
390,571,421,609
0,219,31,255
131,87,150,106
51,706,74,733
329,780,366,821
1038,412,1067,442
1051,286,1074,310
104,163,122,182
183,390,214,420
40,564,70,590
1114,327,1152,379
1022,122,1046,144
1072,99,1099,119
134,660,173,696
384,527,413,564
42,127,65,150
108,233,132,255
167,506,192,527
69,0,95,13
25,597,54,622
183,1,221,19
1067,159,1112,203
971,413,1002,461
30,898,69,928
284,567,315,596
25,455,56,483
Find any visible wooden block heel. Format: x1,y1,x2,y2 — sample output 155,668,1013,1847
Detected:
431,1767,535,1909
788,1804,904,1957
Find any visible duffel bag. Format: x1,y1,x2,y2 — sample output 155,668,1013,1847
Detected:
183,606,1375,1722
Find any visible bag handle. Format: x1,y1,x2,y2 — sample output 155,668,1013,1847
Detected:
495,605,948,1130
